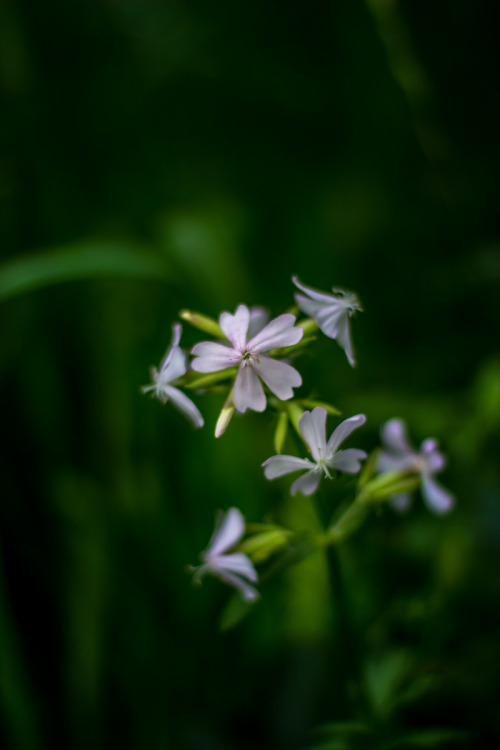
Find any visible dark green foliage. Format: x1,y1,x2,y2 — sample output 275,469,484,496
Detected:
1,1,499,748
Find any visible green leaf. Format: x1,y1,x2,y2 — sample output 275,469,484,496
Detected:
219,593,257,632
0,242,170,301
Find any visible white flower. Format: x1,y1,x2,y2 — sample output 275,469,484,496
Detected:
263,407,367,496
191,507,259,602
292,276,362,367
142,324,204,428
377,419,454,514
191,304,303,414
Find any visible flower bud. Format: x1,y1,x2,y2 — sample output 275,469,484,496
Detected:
179,309,224,338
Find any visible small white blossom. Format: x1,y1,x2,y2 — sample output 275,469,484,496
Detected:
191,507,259,602
263,407,367,496
292,276,362,367
191,304,303,414
142,324,204,428
378,418,454,514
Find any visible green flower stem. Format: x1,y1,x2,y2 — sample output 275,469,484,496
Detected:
320,472,421,548
322,498,371,546
183,368,238,389
313,492,367,718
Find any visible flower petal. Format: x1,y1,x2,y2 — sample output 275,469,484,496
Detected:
191,342,237,372
327,414,366,456
389,493,413,513
421,438,439,453
163,385,204,428
294,293,327,318
262,454,315,479
233,365,266,413
252,356,302,401
298,407,328,462
248,314,303,352
248,307,270,339
334,312,355,367
421,440,446,473
206,507,245,557
328,448,367,474
159,345,187,382
377,450,412,473
290,469,322,496
219,304,250,350
315,305,345,338
215,552,258,582
215,570,260,601
292,276,338,304
381,418,414,455
421,475,454,515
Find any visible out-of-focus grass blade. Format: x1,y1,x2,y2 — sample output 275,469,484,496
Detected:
0,242,171,301
380,728,471,748
0,552,43,750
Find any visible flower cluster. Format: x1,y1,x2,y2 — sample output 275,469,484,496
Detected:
142,277,453,602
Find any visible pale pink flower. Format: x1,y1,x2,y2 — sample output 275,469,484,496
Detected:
191,507,259,602
263,407,367,496
191,304,303,413
142,324,204,428
378,418,454,514
293,276,362,367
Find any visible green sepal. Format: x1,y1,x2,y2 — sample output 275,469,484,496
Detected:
179,309,224,338
269,335,317,358
273,411,289,454
297,317,319,336
285,401,304,437
238,528,292,564
300,399,341,416
359,470,420,503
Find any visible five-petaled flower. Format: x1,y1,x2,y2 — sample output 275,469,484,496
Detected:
142,323,204,428
191,304,303,414
293,276,362,367
377,418,454,514
191,507,259,602
262,407,367,496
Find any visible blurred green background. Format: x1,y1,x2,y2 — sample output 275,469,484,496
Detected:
1,1,499,748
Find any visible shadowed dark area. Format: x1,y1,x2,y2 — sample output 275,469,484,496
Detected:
1,1,499,748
